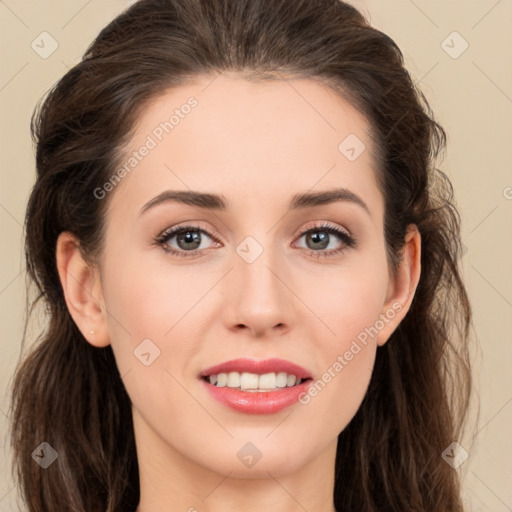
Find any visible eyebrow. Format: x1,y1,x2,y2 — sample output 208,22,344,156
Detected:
140,187,371,217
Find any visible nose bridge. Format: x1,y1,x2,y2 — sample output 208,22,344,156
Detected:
236,231,284,302
226,230,292,334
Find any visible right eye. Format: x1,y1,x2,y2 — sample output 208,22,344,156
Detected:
155,224,222,257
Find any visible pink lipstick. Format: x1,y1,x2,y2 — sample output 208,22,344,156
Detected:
199,358,313,414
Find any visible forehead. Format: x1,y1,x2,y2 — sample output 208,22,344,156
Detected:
106,72,383,221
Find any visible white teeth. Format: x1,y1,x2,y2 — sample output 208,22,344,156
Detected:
276,372,288,388
216,373,227,387
259,372,276,389
240,372,259,390
207,371,305,390
227,372,240,387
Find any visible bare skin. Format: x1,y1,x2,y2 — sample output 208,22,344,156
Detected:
56,72,421,512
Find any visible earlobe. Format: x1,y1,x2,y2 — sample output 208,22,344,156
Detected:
55,232,110,347
376,224,421,347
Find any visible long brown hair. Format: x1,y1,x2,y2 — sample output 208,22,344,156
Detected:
10,0,473,510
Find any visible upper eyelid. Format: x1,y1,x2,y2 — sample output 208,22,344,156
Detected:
157,221,354,245
297,222,352,237
157,223,220,242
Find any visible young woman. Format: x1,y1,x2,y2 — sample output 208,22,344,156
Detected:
10,0,473,510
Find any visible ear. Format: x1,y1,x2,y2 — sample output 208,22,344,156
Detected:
376,224,421,347
55,232,110,347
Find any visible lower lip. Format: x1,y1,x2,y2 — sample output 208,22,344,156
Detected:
200,378,312,414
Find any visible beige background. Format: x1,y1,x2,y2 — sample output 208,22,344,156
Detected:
1,1,511,510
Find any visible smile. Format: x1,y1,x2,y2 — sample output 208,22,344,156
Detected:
199,358,313,414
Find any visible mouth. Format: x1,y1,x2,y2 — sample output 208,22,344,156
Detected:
199,358,313,414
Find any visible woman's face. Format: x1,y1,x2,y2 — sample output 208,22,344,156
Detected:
86,73,417,480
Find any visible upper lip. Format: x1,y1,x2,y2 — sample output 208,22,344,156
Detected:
200,358,312,379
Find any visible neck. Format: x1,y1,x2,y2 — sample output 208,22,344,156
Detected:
133,409,338,512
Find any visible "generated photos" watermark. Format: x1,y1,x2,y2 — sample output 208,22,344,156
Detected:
93,96,198,200
298,301,402,405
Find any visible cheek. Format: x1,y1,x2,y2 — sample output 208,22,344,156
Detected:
99,252,222,413
100,256,206,435
302,247,389,344
101,253,206,349
295,253,388,432
297,294,380,442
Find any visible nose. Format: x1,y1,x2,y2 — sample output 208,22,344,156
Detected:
223,241,294,339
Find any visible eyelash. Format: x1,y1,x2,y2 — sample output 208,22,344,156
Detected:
154,222,357,259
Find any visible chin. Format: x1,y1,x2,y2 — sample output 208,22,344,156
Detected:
190,434,320,478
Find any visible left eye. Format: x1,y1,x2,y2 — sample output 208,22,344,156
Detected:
292,222,357,258
295,227,346,252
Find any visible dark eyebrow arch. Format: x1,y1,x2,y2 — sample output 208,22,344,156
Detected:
140,187,371,217
290,188,371,216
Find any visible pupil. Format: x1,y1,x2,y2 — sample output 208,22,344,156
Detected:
308,231,328,250
179,230,201,250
